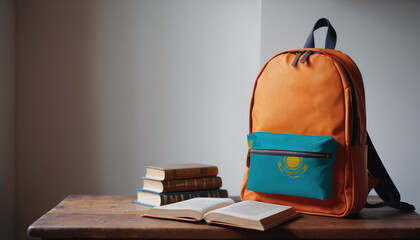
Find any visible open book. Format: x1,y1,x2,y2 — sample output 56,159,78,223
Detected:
142,197,300,231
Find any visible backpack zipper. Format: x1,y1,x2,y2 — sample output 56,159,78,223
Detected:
291,51,304,67
291,50,323,67
336,61,357,145
300,50,315,63
250,149,332,158
289,50,358,145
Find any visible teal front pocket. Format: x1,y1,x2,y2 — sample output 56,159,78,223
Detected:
246,132,338,200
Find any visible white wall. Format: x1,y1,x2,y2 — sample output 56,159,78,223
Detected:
16,1,260,239
0,0,15,239
260,0,420,209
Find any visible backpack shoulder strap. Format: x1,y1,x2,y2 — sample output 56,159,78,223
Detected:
366,132,415,211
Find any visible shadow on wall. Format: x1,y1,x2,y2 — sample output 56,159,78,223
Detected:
17,1,109,239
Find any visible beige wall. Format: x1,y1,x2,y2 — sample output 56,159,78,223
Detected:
0,0,15,239
16,1,261,239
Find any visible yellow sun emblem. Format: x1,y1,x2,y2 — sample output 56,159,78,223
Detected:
277,156,308,178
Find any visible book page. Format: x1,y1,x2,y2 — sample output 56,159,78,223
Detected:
207,200,292,221
154,197,234,215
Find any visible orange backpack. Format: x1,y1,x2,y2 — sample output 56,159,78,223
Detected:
240,18,414,217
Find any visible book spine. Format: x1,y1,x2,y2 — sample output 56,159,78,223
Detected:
164,166,218,180
160,189,228,205
161,177,222,192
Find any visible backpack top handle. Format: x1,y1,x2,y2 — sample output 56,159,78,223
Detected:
304,18,337,49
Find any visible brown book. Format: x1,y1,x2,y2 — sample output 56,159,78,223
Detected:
135,189,228,207
143,176,223,193
144,163,218,180
142,198,300,231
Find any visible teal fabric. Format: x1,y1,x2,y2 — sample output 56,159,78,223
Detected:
246,132,338,200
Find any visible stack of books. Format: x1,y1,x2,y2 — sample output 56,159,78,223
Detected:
135,163,228,207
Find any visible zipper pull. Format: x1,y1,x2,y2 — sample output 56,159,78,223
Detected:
300,50,313,64
291,51,304,67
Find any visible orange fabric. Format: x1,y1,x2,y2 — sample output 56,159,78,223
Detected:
241,48,368,217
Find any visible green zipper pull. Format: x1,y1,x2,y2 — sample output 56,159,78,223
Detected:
300,50,313,63
291,51,304,67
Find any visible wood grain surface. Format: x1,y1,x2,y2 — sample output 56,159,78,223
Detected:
28,195,420,239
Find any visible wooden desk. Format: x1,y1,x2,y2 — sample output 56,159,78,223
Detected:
28,195,420,239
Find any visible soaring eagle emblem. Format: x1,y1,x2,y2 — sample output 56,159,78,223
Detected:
277,156,308,178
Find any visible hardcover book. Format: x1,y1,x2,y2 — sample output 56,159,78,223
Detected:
135,188,228,207
142,197,300,231
142,176,223,193
144,163,218,180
